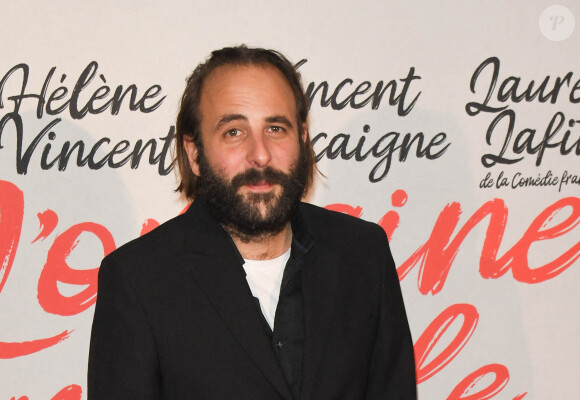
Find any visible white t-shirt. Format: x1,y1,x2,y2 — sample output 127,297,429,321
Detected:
242,248,291,330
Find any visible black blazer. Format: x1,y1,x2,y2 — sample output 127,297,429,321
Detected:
88,201,416,399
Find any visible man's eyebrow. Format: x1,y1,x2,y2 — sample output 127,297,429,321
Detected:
266,115,293,128
216,114,247,130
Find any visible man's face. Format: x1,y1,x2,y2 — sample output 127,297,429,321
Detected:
184,64,308,239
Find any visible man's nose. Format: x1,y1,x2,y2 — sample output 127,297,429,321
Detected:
246,132,272,168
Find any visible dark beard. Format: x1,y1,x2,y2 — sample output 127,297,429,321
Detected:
196,145,308,242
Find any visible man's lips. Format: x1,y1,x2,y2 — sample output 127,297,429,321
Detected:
244,181,274,192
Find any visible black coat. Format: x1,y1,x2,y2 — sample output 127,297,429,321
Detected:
88,201,416,399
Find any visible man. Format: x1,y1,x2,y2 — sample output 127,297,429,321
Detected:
88,45,416,400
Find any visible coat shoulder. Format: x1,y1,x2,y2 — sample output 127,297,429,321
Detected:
298,202,388,248
102,212,188,272
300,203,385,237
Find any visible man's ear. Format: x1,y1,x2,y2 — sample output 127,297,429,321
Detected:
183,136,200,176
301,123,309,143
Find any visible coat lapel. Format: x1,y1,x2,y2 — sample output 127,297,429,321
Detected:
182,202,293,400
300,245,340,400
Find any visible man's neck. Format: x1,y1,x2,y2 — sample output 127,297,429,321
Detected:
229,223,293,260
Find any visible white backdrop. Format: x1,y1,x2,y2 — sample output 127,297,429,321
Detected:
1,1,579,399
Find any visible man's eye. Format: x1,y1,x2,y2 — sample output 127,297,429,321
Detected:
224,128,242,137
268,126,284,133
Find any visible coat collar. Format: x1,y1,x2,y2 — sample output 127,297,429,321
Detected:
181,200,293,399
180,200,338,400
181,199,314,259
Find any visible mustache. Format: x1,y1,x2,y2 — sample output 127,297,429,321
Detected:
231,167,290,188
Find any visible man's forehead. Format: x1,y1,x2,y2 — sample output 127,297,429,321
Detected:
199,63,298,123
202,63,292,96
206,62,276,79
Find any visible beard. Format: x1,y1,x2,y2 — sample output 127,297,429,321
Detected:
195,144,308,242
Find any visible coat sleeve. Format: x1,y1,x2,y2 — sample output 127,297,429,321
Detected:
87,256,162,400
365,230,417,400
